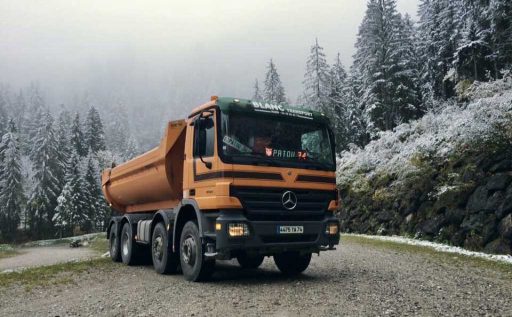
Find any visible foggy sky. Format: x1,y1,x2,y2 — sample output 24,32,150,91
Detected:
0,0,419,115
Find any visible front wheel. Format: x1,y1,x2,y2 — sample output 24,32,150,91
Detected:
273,252,312,276
179,221,214,282
152,222,179,274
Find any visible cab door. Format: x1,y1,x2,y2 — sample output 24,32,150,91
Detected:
184,109,221,207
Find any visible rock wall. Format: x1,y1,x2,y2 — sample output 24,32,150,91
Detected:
338,148,512,255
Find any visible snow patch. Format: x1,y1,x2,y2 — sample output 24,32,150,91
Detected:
347,233,512,265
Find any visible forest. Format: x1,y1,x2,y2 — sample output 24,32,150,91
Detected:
0,0,511,243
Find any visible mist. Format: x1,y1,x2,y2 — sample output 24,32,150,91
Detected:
1,0,418,114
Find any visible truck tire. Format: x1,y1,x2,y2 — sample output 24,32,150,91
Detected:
273,252,312,276
236,253,264,269
109,227,122,262
120,222,139,265
179,221,214,282
152,222,179,274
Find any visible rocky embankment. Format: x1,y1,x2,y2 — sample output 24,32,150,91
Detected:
337,78,512,255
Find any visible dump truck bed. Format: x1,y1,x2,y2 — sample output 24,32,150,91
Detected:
101,120,187,213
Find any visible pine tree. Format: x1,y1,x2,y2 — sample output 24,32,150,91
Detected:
27,111,63,239
303,38,331,112
353,0,421,135
71,112,87,156
83,153,109,231
84,106,106,154
53,150,88,237
0,120,24,241
263,59,287,104
55,110,73,192
327,54,349,151
123,135,140,160
252,79,263,101
489,0,512,77
418,0,462,99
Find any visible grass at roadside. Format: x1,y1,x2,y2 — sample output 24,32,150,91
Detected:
89,236,109,254
0,244,18,260
0,258,114,291
342,234,512,278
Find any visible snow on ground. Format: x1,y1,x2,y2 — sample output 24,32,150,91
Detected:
346,233,512,265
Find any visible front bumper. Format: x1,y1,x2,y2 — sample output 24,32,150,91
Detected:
211,211,340,258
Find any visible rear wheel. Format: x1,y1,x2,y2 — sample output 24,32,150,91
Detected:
179,221,214,282
236,253,264,269
120,222,139,265
109,226,121,262
274,252,312,276
152,222,179,274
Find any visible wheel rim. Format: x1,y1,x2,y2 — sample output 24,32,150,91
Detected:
122,232,129,256
181,234,197,266
153,235,164,262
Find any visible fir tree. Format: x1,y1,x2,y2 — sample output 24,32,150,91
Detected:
53,150,88,236
263,59,286,104
27,111,63,239
327,53,349,151
83,153,109,231
303,38,331,112
353,0,421,135
55,110,73,192
84,106,106,154
0,120,24,241
252,79,263,101
71,112,87,156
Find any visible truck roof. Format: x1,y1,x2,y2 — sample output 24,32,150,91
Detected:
217,97,329,123
190,96,330,124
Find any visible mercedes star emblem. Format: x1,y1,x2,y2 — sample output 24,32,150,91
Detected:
281,191,298,210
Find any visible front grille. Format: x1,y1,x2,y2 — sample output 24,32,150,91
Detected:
261,234,317,243
230,186,335,221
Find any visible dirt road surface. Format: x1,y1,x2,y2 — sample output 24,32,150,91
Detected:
0,245,98,271
1,238,511,316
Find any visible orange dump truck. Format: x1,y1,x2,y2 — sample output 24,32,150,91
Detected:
102,96,340,281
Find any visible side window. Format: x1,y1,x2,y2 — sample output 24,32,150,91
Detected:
193,116,215,158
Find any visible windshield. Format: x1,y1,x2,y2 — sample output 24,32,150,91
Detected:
219,111,335,170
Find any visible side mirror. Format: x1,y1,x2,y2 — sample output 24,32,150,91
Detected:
194,117,213,169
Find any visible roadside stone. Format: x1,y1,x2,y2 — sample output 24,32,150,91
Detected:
486,174,512,191
467,186,489,212
484,238,512,255
498,214,512,239
489,160,512,173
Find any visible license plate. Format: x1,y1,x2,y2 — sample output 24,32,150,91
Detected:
278,226,304,234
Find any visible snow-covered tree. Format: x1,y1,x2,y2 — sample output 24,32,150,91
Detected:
0,120,25,241
252,79,263,101
27,111,63,239
53,150,88,236
84,106,106,154
353,0,421,135
327,53,350,151
263,59,287,104
488,0,512,77
83,153,109,231
70,112,87,157
418,0,462,99
302,38,331,112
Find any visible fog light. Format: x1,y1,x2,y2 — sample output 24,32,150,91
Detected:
228,223,249,237
326,223,339,235
215,223,222,231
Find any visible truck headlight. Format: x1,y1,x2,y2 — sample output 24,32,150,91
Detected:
326,223,339,235
228,223,250,237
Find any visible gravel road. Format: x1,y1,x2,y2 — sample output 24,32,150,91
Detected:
0,245,98,271
1,238,511,317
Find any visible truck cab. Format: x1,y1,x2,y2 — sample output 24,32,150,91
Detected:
103,96,340,281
